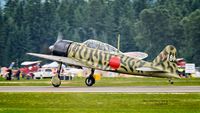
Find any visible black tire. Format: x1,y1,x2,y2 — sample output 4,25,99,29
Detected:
51,76,61,87
52,83,61,87
169,79,174,84
85,77,95,86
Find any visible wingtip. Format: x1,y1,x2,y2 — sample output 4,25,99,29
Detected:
26,53,31,55
26,53,39,56
26,53,33,55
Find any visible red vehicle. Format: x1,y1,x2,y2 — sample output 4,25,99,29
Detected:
176,58,186,67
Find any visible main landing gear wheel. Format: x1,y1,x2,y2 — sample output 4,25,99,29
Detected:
51,76,61,87
85,68,95,87
51,62,62,87
85,77,95,86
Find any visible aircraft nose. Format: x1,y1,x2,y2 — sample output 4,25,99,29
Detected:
49,45,54,52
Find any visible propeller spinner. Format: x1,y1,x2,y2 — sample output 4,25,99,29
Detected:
49,32,63,52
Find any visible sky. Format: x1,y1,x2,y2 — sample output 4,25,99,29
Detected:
0,0,5,7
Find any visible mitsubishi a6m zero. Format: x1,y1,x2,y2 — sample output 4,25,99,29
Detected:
28,33,180,87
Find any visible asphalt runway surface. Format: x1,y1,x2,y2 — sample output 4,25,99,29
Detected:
0,86,200,93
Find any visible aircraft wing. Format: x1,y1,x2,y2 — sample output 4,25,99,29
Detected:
21,61,41,66
27,53,89,68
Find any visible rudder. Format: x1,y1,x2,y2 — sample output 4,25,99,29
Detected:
152,45,177,74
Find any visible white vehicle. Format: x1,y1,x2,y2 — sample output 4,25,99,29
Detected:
63,67,84,77
33,68,54,79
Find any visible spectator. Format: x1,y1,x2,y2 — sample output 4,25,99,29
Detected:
16,70,20,80
29,73,35,79
6,69,12,80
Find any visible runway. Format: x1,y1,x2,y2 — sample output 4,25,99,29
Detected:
0,86,200,93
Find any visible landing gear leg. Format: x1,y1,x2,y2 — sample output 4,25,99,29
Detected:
51,62,62,87
168,79,174,84
85,68,95,86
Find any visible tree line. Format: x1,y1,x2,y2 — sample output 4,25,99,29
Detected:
0,0,199,67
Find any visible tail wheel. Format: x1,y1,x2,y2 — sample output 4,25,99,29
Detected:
85,77,95,86
169,79,174,84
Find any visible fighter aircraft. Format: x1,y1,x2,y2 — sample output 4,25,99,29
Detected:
27,33,180,87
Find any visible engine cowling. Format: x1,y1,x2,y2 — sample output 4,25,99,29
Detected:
51,40,72,57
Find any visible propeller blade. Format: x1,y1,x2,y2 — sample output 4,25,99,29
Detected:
56,32,63,43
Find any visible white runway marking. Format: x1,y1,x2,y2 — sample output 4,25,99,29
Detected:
0,86,200,93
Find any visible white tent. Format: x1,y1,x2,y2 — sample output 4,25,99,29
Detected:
42,62,66,68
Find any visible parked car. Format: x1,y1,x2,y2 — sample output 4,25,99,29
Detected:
33,68,54,79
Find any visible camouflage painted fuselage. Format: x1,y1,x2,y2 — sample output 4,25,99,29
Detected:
67,42,179,79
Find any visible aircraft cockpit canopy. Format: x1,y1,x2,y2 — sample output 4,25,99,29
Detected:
83,39,122,53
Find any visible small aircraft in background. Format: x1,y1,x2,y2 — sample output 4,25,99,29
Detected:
28,33,180,87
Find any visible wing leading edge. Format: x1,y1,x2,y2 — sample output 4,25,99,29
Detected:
27,53,89,68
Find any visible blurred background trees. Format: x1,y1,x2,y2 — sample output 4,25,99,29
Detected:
0,0,199,66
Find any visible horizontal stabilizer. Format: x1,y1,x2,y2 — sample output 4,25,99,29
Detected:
136,67,162,72
123,52,148,60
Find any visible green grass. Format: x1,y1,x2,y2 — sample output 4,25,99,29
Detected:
0,93,199,113
0,77,200,113
0,77,200,86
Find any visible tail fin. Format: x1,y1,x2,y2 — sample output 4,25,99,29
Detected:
152,45,177,74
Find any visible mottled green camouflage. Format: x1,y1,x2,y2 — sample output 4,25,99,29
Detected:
68,43,179,79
